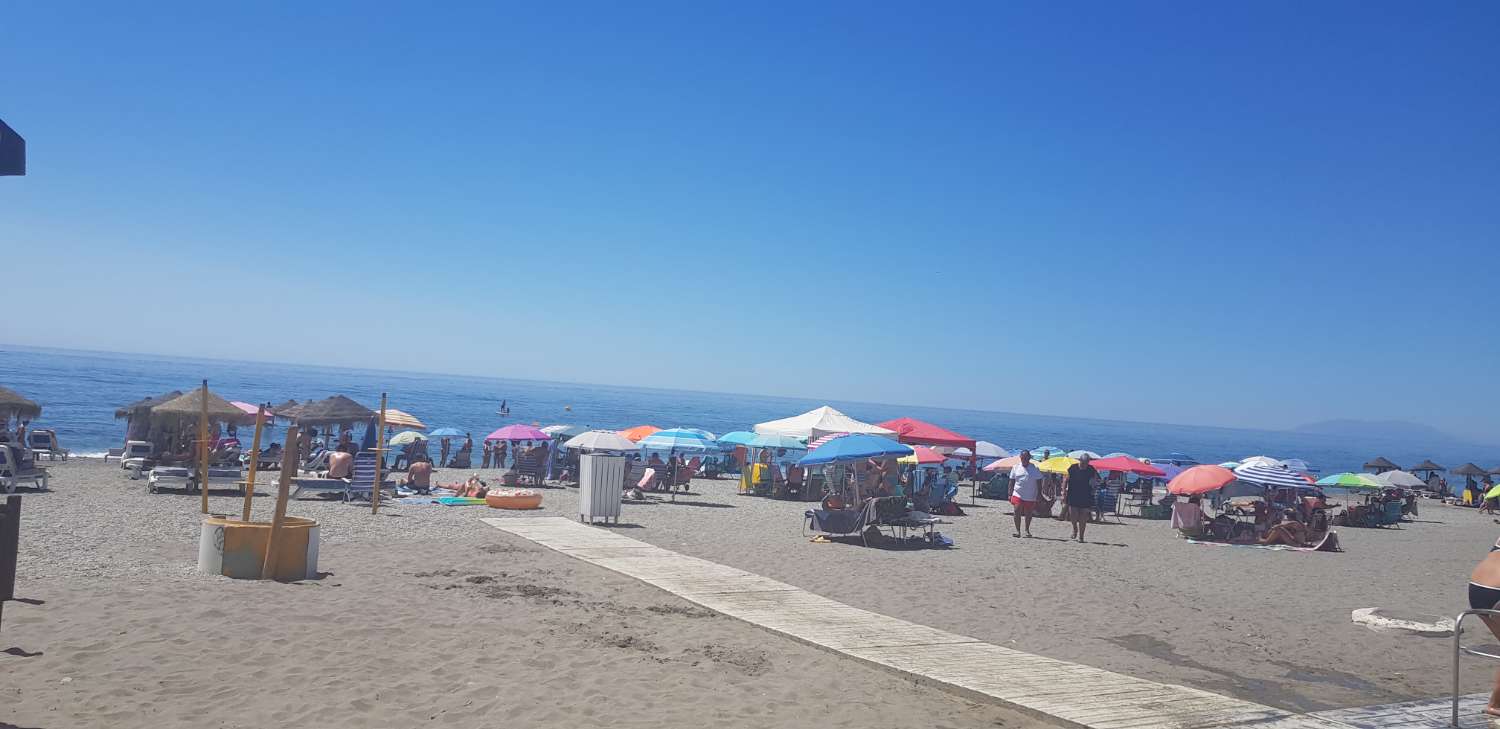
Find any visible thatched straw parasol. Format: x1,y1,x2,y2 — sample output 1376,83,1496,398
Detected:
1363,456,1401,473
0,386,42,421
1452,463,1489,477
115,390,184,419
1408,459,1445,473
150,388,249,423
292,395,375,426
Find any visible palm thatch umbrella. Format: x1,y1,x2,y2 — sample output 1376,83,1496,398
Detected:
0,386,41,422
1408,459,1445,474
1453,463,1490,477
292,395,375,426
115,390,184,419
1363,456,1401,473
150,388,249,424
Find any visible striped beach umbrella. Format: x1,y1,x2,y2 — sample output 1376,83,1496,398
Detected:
1233,462,1307,488
638,428,717,453
807,432,849,451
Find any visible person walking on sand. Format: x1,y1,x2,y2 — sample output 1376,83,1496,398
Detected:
1465,546,1500,723
1065,453,1101,542
1009,450,1043,538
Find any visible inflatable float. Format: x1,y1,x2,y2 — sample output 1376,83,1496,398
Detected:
486,489,543,510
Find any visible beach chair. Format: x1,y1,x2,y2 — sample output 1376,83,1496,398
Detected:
1451,609,1500,726
344,451,390,503
515,452,547,486
1375,500,1404,528
804,498,879,546
27,429,68,461
1095,488,1121,523
104,446,125,462
121,440,156,477
0,444,49,493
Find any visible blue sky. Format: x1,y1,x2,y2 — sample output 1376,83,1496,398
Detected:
2,1,1496,438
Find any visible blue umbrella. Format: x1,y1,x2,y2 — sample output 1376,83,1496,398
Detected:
798,434,912,466
429,427,464,438
639,428,717,454
718,431,756,447
747,433,806,450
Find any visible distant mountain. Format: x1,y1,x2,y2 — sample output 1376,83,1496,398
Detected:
1293,419,1460,444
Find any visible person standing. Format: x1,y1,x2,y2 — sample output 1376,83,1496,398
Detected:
481,440,493,469
1009,450,1043,538
440,437,452,468
1065,454,1101,542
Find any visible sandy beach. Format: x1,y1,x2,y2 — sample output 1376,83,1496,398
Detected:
4,459,1045,729
5,459,1496,727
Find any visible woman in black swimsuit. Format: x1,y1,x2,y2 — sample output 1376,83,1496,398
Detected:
1467,543,1500,721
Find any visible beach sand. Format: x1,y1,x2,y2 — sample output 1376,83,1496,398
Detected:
4,460,1046,729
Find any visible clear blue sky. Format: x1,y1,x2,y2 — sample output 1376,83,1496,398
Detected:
2,1,1496,438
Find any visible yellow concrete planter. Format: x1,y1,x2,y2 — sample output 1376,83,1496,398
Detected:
198,515,319,580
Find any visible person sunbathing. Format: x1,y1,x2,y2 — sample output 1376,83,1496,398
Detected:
454,475,489,498
403,456,433,494
1258,510,1309,546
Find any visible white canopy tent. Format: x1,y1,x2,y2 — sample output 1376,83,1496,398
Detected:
752,405,895,442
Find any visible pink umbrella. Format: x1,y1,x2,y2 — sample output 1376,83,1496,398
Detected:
1166,465,1237,496
485,424,551,441
983,455,1023,472
1091,456,1165,477
230,401,273,418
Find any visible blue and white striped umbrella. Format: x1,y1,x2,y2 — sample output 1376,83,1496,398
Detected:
638,428,717,454
1233,462,1308,489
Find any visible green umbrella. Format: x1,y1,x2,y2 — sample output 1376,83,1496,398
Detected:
1315,472,1385,490
1486,484,1500,501
388,430,428,446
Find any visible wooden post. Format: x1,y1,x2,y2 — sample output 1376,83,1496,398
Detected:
241,405,266,521
371,393,387,514
262,425,299,580
198,379,210,514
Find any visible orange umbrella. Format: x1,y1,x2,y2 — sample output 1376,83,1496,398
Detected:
1166,465,1237,496
618,425,661,442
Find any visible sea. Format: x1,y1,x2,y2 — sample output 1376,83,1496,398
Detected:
2,345,1495,476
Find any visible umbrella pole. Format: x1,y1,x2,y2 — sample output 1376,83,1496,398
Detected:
262,425,298,580
241,405,265,521
372,393,387,515
198,379,210,515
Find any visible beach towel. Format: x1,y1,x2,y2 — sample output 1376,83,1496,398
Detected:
1186,532,1341,552
438,496,487,506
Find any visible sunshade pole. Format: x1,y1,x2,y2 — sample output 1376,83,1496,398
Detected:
241,405,265,521
262,425,298,580
198,380,210,514
371,393,387,515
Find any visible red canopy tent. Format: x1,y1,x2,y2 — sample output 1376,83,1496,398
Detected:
875,417,976,450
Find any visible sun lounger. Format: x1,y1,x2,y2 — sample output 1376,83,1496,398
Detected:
290,476,349,499
27,429,68,461
0,445,48,493
147,465,246,494
804,497,935,547
104,447,124,462
120,440,156,477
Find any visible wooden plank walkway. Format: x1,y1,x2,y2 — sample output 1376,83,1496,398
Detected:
482,516,1482,729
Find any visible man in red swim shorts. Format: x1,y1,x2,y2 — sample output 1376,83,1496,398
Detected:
1009,449,1043,538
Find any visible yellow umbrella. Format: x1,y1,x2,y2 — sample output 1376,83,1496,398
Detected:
1038,456,1078,474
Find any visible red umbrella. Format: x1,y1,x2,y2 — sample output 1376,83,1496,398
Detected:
1090,456,1165,477
1167,465,1237,496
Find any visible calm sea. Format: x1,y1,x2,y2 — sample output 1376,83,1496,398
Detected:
2,345,1494,475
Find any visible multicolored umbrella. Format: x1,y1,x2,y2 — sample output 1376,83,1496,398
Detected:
897,445,947,465
485,424,551,441
1032,446,1068,459
984,455,1023,472
428,427,465,438
807,432,850,451
1167,465,1237,496
1314,472,1384,490
1067,450,1102,460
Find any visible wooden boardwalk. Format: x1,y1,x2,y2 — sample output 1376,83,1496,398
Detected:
483,516,1484,729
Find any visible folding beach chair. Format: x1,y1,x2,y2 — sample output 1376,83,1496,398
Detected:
345,451,388,502
1095,487,1121,523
